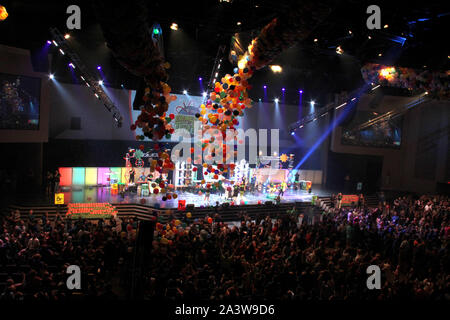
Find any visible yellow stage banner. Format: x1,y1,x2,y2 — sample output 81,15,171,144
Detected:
54,193,64,204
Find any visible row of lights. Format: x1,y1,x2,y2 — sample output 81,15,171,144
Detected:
49,35,125,88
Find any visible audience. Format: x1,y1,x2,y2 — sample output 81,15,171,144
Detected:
148,194,449,300
0,211,136,301
0,194,448,301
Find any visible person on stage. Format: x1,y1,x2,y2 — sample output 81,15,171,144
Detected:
232,184,239,201
204,188,211,204
239,180,245,200
278,181,287,198
138,172,146,182
128,168,135,184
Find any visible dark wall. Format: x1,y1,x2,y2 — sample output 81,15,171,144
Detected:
326,151,383,193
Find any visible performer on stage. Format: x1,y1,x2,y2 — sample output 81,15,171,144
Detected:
278,181,287,198
204,188,211,204
232,184,239,201
128,168,135,183
138,172,146,182
239,180,246,200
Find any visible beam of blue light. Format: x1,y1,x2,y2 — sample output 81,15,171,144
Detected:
294,84,369,170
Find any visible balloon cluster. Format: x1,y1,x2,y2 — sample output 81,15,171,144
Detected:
126,0,334,196
361,63,450,99
0,6,8,21
131,75,178,140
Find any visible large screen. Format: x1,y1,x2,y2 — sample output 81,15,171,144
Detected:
130,92,242,142
0,73,41,130
341,111,402,148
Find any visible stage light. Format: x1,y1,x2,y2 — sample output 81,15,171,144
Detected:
59,49,65,55
68,63,75,69
238,54,248,69
170,22,178,30
314,38,318,42
46,40,52,45
94,93,99,99
299,90,303,93
64,33,70,39
371,84,380,91
291,132,295,136
153,28,160,35
310,101,315,106
97,66,102,70
217,64,221,69
384,24,389,28
270,65,282,73
121,84,124,88
198,77,202,81
183,90,188,94
368,35,372,39
336,46,344,55
258,98,262,101
80,76,85,81
282,88,285,91
274,98,279,103
299,125,303,128
98,80,103,85
263,85,267,89
0,5,8,21
336,102,346,110
273,152,277,156
378,53,382,56
349,30,352,34
424,91,428,95
52,40,58,47
49,74,54,79
236,21,242,25
202,92,207,97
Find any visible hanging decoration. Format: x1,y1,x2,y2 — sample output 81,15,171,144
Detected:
361,63,450,99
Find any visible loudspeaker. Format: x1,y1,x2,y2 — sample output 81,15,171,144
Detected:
131,220,155,298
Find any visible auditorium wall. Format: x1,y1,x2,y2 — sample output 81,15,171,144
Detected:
330,93,449,193
47,83,327,170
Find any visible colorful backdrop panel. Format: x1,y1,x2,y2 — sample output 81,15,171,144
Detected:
85,168,98,186
59,167,73,186
72,167,86,185
97,167,110,185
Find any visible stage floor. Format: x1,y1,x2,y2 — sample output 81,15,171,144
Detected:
4,185,333,209
41,185,330,208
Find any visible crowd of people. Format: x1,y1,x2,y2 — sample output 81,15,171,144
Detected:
147,194,449,300
0,194,448,301
0,210,137,300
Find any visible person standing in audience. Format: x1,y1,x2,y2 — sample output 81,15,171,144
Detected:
53,169,61,193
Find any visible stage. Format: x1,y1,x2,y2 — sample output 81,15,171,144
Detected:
23,184,331,209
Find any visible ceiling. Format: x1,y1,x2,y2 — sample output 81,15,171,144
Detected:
1,0,449,106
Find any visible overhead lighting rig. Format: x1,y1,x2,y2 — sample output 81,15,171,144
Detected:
49,27,123,127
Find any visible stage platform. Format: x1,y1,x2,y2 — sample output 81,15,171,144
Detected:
10,185,331,209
